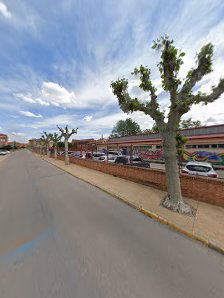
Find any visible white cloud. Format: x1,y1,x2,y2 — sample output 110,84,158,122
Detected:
83,115,93,122
25,114,76,129
41,82,77,107
19,111,43,118
12,132,25,136
0,2,11,19
15,82,78,108
16,93,50,106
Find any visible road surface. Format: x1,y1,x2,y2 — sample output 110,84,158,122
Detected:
0,150,223,298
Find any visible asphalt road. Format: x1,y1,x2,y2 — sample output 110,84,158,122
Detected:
0,150,223,298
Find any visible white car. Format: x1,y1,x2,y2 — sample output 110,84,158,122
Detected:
0,150,7,156
182,161,218,178
81,152,105,160
98,155,116,163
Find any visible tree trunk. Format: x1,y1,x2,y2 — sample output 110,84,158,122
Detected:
65,138,69,165
161,132,195,216
54,146,57,160
47,144,50,157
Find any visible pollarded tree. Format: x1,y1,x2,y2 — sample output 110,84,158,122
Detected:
50,132,62,160
57,125,78,165
41,131,52,157
111,36,224,215
39,137,45,156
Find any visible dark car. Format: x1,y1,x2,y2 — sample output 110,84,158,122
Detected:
115,156,150,168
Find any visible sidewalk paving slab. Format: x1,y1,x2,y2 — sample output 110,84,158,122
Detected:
40,155,224,254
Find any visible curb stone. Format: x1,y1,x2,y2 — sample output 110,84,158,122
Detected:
40,155,224,256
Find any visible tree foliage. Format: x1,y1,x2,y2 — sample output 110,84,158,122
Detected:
110,118,141,137
50,132,62,147
176,132,187,158
41,131,51,145
180,118,202,129
57,125,78,140
143,123,160,134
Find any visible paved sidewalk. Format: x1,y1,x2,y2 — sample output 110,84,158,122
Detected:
41,155,224,253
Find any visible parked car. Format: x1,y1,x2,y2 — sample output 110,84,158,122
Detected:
58,151,65,155
108,151,122,156
57,151,74,156
115,156,150,168
81,152,105,160
0,150,7,156
98,155,116,163
182,161,218,178
92,152,106,160
70,152,82,158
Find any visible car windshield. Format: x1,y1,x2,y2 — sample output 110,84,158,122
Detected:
187,165,211,173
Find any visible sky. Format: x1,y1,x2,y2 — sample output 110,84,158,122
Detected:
0,0,224,143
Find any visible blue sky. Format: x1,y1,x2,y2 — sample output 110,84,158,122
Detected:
0,0,224,142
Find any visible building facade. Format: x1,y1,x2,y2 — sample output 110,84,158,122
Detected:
0,133,8,147
97,124,224,165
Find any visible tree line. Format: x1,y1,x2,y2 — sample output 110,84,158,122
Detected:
40,125,78,165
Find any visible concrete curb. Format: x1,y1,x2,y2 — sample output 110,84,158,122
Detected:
41,155,224,256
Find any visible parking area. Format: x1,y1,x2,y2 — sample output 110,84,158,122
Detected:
56,150,224,180
149,162,224,179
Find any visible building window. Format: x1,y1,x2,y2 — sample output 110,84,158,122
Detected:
218,144,224,148
211,144,218,148
156,145,162,149
198,144,210,149
186,145,197,149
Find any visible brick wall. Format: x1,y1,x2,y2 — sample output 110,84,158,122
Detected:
44,152,224,208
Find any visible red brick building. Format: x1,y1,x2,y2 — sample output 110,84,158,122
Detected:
0,133,8,147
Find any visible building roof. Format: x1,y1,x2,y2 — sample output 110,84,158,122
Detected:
0,133,7,137
72,138,96,144
107,124,224,143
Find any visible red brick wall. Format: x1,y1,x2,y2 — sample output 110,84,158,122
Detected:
43,152,224,208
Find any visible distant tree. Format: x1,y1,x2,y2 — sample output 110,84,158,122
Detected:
180,118,202,129
142,123,160,134
57,141,72,149
57,125,78,165
151,123,160,133
111,35,224,215
142,128,152,134
57,141,64,148
110,118,141,137
50,133,62,160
